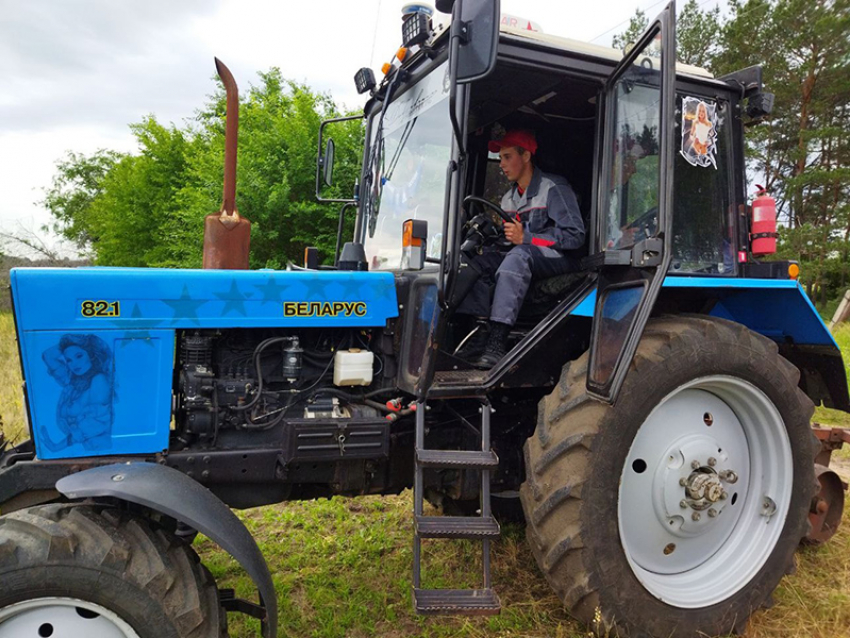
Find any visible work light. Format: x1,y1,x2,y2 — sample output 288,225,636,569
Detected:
402,12,430,48
354,67,376,95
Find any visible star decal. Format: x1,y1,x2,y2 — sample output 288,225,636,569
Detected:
214,279,252,316
254,274,295,304
302,274,328,302
163,285,208,325
118,303,159,348
367,276,398,301
340,275,370,300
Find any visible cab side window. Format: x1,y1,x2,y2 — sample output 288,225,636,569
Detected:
670,94,735,275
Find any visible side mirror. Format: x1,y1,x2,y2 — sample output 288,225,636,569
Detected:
316,113,361,205
454,0,500,84
322,138,335,187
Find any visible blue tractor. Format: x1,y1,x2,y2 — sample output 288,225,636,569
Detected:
1,2,848,637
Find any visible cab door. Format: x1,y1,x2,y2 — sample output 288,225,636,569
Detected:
587,3,676,402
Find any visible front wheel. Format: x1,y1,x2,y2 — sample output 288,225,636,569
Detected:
0,503,227,638
520,315,817,637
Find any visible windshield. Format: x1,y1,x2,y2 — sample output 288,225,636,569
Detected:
362,60,454,271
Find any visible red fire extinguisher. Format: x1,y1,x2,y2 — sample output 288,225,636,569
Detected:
751,185,778,256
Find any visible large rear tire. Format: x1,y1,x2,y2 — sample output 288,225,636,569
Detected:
520,315,817,637
0,503,227,638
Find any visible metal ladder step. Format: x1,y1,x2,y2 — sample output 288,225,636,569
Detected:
415,515,500,539
413,400,500,615
415,449,499,469
413,588,501,616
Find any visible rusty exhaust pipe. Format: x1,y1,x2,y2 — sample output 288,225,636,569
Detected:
203,57,251,269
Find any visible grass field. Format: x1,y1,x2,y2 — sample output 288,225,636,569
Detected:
1,312,849,638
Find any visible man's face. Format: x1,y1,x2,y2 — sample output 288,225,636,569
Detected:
498,146,530,182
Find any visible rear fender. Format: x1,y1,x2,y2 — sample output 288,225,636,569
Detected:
56,462,277,638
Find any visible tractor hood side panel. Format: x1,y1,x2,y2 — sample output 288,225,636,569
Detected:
10,267,399,461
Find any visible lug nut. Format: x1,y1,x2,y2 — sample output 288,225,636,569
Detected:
720,490,728,500
691,460,701,470
680,500,689,509
692,512,701,521
679,477,688,486
708,457,717,467
708,508,718,518
721,470,738,484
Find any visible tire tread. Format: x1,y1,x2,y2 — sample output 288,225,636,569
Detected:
0,503,227,638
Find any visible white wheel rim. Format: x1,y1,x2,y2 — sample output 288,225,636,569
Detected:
618,375,793,608
0,597,141,638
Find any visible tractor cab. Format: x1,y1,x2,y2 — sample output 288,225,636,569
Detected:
319,0,761,402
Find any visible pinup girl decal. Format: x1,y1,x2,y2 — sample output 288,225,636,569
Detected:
40,334,115,452
681,97,718,169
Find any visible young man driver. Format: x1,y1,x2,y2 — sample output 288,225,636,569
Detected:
456,130,586,368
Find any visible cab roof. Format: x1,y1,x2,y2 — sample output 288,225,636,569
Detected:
499,25,714,79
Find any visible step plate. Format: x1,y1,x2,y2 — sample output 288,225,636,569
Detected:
416,449,499,470
414,588,501,616
415,515,500,539
432,369,487,385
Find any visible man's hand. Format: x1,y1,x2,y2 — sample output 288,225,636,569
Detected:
504,218,524,245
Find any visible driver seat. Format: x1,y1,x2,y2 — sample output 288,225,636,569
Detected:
515,271,587,324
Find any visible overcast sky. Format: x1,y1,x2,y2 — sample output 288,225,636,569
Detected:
0,0,721,256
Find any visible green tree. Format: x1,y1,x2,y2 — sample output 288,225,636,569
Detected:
87,118,196,267
42,149,122,251
43,70,363,269
678,0,723,70
612,8,648,51
717,0,850,307
612,1,722,70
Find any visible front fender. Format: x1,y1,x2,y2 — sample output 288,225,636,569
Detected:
56,462,277,638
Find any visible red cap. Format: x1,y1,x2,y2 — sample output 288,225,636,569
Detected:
488,130,537,155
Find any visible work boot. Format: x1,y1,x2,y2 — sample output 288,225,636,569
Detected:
454,321,489,361
473,321,511,369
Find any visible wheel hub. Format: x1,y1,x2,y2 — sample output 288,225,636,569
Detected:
684,468,725,506
654,433,747,539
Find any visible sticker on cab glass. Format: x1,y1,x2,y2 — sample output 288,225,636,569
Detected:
681,97,718,170
283,301,367,318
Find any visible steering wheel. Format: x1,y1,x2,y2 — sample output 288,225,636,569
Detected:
460,195,513,254
613,207,658,249
462,195,514,223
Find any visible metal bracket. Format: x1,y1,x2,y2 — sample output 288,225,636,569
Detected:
631,237,663,267
457,20,471,44
219,589,268,621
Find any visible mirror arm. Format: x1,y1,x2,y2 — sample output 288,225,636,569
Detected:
334,202,357,267
438,159,458,306
447,0,467,155
448,50,464,152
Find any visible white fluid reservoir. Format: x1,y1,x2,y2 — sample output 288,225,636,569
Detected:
333,349,375,386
